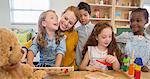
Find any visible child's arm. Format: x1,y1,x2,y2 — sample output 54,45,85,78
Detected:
116,32,130,43
105,55,120,70
54,54,63,67
80,51,98,71
26,36,38,67
27,50,35,67
79,52,90,71
55,37,66,67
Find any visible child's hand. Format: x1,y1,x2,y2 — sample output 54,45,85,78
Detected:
104,55,118,64
86,64,99,71
27,61,35,67
105,55,120,70
142,66,149,72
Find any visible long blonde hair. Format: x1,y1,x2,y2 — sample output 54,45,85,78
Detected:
37,10,59,48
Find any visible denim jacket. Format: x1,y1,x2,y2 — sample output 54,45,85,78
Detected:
29,33,66,67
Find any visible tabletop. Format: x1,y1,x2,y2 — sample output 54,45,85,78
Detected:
46,70,150,79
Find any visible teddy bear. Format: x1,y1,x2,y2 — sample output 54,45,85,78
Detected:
0,28,47,79
0,28,34,79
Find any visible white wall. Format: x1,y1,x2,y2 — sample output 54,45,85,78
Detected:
0,0,10,27
144,0,150,3
0,0,83,29
51,0,83,17
0,0,149,29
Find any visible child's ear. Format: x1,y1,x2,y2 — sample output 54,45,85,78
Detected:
42,21,46,27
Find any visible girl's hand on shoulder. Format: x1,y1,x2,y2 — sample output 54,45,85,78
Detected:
105,55,118,64
86,64,99,71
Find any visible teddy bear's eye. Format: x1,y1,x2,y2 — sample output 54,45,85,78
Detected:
10,46,12,51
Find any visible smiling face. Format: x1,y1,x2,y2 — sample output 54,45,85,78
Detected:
130,12,147,35
96,27,112,48
42,11,58,32
59,10,77,31
79,9,90,25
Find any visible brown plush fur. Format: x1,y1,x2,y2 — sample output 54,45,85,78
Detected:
0,28,34,79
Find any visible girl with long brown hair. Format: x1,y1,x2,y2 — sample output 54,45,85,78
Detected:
80,23,122,71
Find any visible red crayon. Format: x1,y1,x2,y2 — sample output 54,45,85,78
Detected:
96,60,112,66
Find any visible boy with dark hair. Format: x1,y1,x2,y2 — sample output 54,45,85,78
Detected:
78,2,91,15
76,2,94,66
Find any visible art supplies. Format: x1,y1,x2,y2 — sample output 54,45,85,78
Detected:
96,60,112,66
134,57,143,79
128,50,135,75
33,67,74,75
121,54,130,72
128,63,135,75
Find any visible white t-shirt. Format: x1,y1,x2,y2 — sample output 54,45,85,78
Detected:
88,46,108,70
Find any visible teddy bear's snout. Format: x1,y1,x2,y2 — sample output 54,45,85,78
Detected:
9,47,23,65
